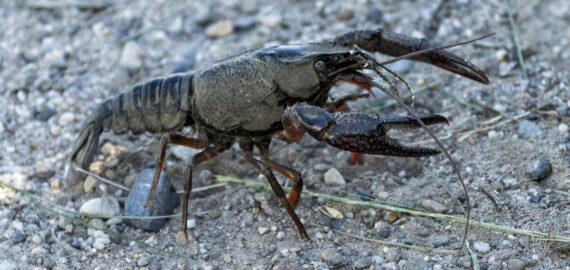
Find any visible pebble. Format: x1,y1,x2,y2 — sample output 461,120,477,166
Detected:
30,247,47,255
383,211,398,223
324,168,346,186
375,229,392,239
556,106,569,116
31,234,42,244
172,60,194,73
559,123,568,133
258,14,282,28
83,176,97,192
488,130,498,138
49,125,61,136
70,238,81,249
518,120,544,138
50,179,60,189
526,156,552,181
496,49,508,61
79,197,120,217
12,230,25,243
473,241,491,254
58,112,75,126
35,168,55,179
125,169,179,232
354,256,372,269
258,226,269,235
421,199,448,213
119,41,144,70
205,20,234,38
356,187,374,201
187,218,196,229
366,7,383,22
137,257,150,267
506,259,525,270
321,206,343,219
337,8,353,21
276,231,285,240
321,248,344,265
233,17,256,31
89,218,105,229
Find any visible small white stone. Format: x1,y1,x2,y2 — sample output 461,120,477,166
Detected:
106,217,122,226
49,125,61,136
276,231,285,240
473,241,491,254
83,176,97,192
119,41,144,70
488,130,498,138
559,123,568,133
65,224,73,233
280,248,289,257
79,197,120,217
58,112,75,126
31,247,47,255
187,219,196,229
257,227,269,235
205,20,234,38
496,49,508,61
324,168,346,186
93,238,110,250
31,234,42,244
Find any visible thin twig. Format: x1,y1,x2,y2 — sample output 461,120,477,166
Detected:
75,167,129,191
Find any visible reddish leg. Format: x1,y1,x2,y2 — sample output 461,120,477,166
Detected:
179,142,232,240
348,152,364,165
145,134,206,209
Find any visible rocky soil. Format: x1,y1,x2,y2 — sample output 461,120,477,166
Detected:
0,0,568,269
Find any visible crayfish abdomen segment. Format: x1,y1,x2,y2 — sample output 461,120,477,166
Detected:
94,73,194,135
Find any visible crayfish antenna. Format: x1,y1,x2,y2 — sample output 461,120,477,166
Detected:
66,119,103,186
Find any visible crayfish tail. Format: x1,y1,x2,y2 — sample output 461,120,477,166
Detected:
66,120,103,186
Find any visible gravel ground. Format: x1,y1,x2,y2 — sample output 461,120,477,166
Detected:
1,0,569,269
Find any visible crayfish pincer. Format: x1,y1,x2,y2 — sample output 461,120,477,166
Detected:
67,28,489,240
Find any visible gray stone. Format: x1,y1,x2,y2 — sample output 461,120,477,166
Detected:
125,169,179,232
366,7,383,22
172,60,194,73
137,257,150,267
321,248,344,265
119,41,144,70
324,168,346,186
473,241,491,254
526,156,552,181
354,257,372,269
234,17,256,31
506,259,525,270
421,199,448,213
518,120,544,138
556,106,569,116
12,230,25,243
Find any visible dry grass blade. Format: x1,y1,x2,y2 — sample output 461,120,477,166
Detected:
501,0,529,80
216,175,570,242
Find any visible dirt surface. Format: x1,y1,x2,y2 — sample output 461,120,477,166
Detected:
1,0,569,269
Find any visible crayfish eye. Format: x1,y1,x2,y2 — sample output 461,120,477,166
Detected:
314,60,326,71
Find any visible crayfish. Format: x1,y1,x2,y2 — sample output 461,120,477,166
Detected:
67,29,489,240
